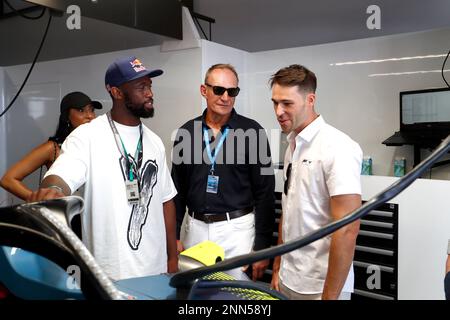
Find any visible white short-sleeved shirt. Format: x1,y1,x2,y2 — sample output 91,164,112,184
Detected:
45,114,177,280
279,115,362,294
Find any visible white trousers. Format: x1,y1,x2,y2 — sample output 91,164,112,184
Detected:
279,280,352,300
182,212,256,260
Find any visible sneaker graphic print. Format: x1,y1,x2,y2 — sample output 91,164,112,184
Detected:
119,155,158,250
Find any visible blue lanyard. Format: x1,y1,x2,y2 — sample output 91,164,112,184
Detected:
203,127,229,174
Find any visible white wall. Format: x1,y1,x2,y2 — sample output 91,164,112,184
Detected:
362,175,450,300
1,45,202,205
248,27,450,178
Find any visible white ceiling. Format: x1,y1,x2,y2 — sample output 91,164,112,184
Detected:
2,0,450,66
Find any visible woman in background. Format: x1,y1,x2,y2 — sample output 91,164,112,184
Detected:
0,91,102,200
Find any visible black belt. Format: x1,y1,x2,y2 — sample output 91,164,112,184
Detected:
188,207,253,224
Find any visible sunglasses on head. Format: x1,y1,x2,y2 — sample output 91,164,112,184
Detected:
205,83,240,97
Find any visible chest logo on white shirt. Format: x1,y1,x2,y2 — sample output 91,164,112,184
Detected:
119,155,158,250
301,159,312,165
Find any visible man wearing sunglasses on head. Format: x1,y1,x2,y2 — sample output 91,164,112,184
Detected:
270,65,362,300
171,64,275,281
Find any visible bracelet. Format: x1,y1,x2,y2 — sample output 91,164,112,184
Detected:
47,185,64,194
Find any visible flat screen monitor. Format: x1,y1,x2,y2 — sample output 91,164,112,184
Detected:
400,87,450,132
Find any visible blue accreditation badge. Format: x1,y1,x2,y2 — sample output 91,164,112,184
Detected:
206,174,219,194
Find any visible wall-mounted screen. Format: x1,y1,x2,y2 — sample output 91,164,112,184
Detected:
402,88,450,125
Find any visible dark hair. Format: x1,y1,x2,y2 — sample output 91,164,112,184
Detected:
48,110,72,144
204,63,239,84
269,64,317,94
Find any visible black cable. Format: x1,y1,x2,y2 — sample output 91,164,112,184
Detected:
0,9,52,118
170,134,450,288
442,49,450,88
4,0,46,20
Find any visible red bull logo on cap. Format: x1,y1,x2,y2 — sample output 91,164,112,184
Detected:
130,58,147,73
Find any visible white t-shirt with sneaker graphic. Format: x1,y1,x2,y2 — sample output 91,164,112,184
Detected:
45,114,177,280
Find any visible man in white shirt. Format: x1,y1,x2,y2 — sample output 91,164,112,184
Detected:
28,56,178,280
269,64,362,300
